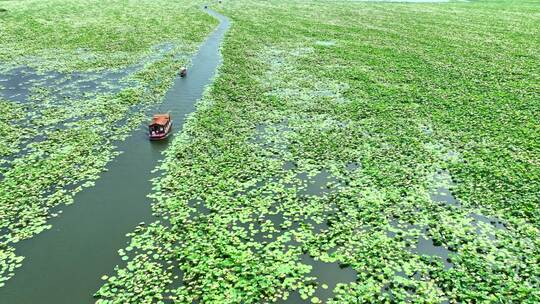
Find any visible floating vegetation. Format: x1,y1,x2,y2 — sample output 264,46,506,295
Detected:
3,0,539,302
0,0,217,289
96,0,539,302
0,0,217,72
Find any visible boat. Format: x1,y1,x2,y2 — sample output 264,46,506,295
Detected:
180,67,187,77
148,113,172,140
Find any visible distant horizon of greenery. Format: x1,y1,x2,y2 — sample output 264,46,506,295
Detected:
0,0,215,71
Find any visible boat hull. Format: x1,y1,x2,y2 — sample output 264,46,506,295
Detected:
149,134,169,140
149,123,172,140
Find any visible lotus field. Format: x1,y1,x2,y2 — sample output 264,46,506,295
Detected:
1,0,539,303
0,0,217,290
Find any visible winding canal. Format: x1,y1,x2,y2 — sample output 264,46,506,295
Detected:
0,9,230,304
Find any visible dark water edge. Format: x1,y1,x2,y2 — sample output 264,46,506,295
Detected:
0,9,230,304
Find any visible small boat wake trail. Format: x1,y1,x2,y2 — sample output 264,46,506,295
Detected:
0,9,230,304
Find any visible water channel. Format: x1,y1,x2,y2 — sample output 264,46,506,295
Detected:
0,9,230,304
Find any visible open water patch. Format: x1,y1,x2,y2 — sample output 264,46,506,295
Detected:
251,120,293,154
296,169,340,197
188,199,211,217
280,254,357,303
430,170,459,207
413,235,453,270
345,161,361,171
0,39,187,104
0,66,133,103
428,167,506,240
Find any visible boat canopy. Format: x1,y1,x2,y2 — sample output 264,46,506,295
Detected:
150,114,170,126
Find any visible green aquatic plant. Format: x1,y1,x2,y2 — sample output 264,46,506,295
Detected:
0,0,216,71
96,0,540,302
0,100,31,160
2,0,539,302
0,0,217,288
95,0,539,302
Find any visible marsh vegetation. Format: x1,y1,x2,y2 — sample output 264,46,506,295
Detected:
1,0,539,303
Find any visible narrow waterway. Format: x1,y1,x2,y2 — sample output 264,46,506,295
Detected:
0,9,230,304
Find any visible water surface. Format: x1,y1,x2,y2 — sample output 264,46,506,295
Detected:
0,9,230,304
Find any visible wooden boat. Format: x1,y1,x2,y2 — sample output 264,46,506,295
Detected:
180,67,187,77
148,113,172,140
